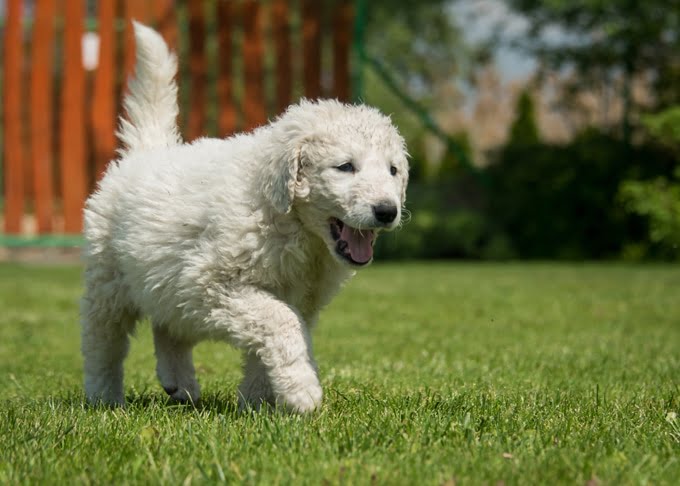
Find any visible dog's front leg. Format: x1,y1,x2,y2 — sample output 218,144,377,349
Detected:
208,287,322,413
238,323,319,411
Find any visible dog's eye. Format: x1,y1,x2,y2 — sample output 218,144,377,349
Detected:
336,162,355,173
390,166,398,176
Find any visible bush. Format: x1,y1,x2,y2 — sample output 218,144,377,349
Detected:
374,177,515,260
377,126,678,261
486,130,676,259
619,171,680,258
618,107,680,259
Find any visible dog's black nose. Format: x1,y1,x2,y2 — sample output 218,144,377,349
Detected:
373,203,398,224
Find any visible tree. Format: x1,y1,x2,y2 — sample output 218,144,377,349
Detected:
357,1,485,177
363,0,476,104
508,90,540,145
506,0,680,143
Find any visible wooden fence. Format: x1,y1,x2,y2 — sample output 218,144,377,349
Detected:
1,0,355,236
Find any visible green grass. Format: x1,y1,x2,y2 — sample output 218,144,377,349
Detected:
0,262,678,484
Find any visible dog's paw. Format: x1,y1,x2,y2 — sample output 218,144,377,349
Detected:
276,382,323,414
269,360,323,414
86,392,125,408
85,375,125,407
161,379,201,404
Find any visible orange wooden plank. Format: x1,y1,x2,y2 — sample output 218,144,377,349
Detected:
272,0,292,113
60,0,88,234
154,0,178,50
91,0,117,181
2,0,25,234
332,0,353,102
186,0,207,140
30,0,58,233
242,0,266,131
302,0,322,99
216,0,237,136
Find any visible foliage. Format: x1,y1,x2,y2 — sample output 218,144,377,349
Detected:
2,263,680,483
619,107,680,258
360,1,680,261
643,106,680,146
439,132,475,178
487,129,676,259
378,128,677,261
619,172,680,258
508,90,540,146
360,0,488,154
506,0,680,138
506,0,680,88
364,0,475,100
375,176,515,261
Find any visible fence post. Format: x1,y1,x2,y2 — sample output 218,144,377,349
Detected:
2,0,25,234
242,0,266,131
217,0,237,136
272,0,292,113
333,0,353,102
91,0,117,181
30,0,58,233
302,0,322,99
186,0,207,140
60,0,88,233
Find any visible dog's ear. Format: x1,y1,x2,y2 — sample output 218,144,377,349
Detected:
261,141,308,214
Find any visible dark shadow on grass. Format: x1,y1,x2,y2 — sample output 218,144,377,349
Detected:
10,391,241,416
119,391,243,416
36,393,305,418
36,386,358,417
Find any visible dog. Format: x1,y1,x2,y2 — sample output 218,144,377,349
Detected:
80,22,409,413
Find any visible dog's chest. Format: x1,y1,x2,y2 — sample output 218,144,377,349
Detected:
256,219,351,324
283,271,339,324
278,248,348,324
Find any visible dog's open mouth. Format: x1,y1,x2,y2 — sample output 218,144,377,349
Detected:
329,218,375,266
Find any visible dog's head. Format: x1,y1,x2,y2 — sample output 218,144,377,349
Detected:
261,99,409,267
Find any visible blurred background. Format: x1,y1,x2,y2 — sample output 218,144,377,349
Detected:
1,0,679,261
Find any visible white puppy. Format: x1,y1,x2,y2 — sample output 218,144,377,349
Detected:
81,23,409,413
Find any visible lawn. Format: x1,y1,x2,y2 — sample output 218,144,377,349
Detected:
0,262,678,484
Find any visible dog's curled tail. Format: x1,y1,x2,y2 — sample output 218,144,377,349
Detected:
117,22,181,156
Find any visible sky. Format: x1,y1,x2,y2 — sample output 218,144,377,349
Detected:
450,0,538,81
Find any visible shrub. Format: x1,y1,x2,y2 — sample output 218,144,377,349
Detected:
487,130,676,259
374,177,515,260
618,107,680,259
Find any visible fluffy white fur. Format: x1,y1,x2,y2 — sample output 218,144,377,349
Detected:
81,22,409,413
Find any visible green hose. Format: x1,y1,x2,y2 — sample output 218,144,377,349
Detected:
0,235,83,248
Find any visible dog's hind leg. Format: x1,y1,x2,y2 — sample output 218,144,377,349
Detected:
81,267,138,406
152,326,200,403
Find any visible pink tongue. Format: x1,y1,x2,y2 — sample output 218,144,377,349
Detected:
341,225,374,263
